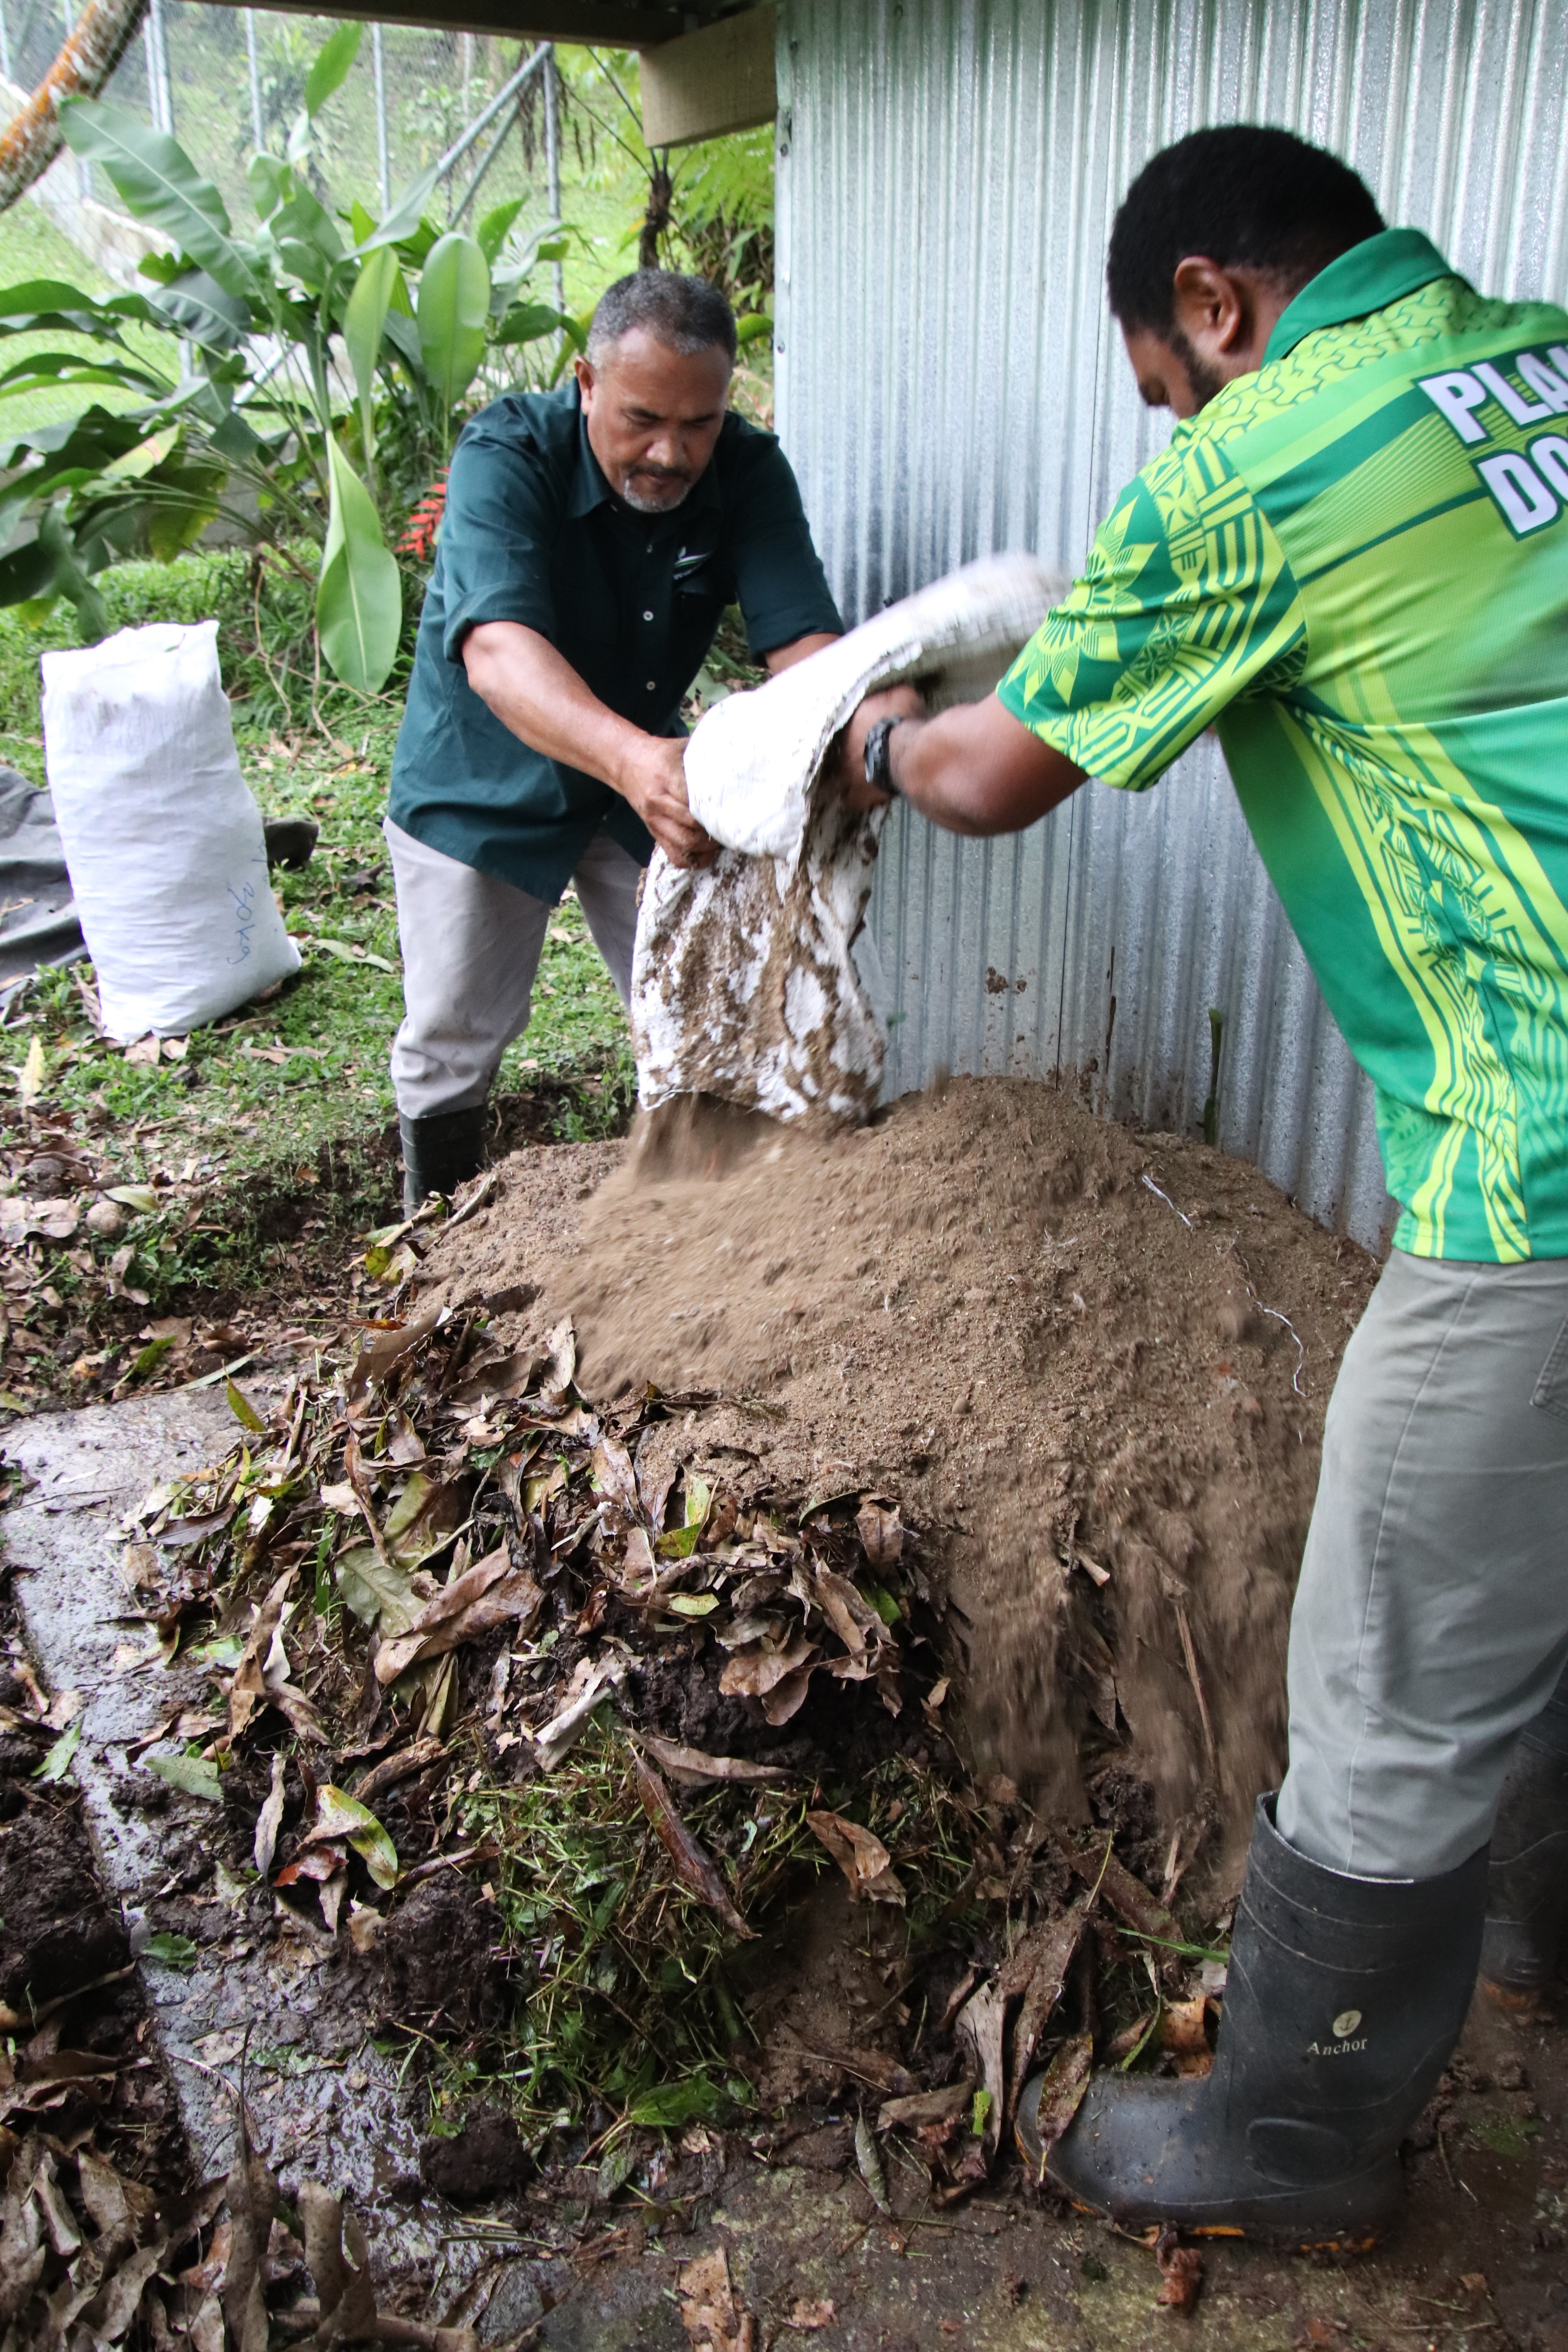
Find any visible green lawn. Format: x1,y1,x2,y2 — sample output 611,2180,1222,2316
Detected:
0,201,183,436
0,547,632,1377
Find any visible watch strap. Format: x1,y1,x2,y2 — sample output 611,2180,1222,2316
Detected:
863,715,902,797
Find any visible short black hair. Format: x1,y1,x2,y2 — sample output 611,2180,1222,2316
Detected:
586,269,737,366
1106,125,1385,336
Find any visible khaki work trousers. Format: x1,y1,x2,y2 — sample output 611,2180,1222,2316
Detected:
1277,1247,1568,1878
384,817,642,1121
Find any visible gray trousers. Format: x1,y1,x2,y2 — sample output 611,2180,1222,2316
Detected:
384,818,642,1121
1276,1247,1568,1880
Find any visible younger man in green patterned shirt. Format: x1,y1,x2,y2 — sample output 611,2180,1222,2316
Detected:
842,124,1568,2242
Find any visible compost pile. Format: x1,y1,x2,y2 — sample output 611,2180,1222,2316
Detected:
112,1077,1376,2267
417,1077,1378,1868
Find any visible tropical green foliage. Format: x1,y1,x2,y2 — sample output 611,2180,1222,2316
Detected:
0,28,578,689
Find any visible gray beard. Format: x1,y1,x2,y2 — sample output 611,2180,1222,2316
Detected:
619,474,693,514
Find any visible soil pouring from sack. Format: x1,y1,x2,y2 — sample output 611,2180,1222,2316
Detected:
420,1074,1379,1885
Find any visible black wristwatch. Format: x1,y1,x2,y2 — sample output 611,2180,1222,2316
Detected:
863,715,904,798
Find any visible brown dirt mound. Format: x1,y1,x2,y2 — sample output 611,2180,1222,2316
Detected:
418,1077,1377,1876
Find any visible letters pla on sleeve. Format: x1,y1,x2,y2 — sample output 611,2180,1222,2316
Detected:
41,620,301,1040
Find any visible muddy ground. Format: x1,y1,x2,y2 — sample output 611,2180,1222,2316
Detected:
1,1083,1566,2347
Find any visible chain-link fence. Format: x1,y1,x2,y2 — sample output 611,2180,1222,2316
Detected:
2,0,576,280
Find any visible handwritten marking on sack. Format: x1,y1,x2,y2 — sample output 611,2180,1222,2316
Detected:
228,878,258,967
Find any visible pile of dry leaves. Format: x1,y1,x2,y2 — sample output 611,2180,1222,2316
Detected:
0,2121,486,2350
120,1275,1227,2199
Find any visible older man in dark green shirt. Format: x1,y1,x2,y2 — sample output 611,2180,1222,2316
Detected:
386,269,842,1210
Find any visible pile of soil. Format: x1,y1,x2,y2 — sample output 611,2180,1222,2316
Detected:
418,1078,1378,1877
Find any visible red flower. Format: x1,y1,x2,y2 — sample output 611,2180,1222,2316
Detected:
397,470,449,561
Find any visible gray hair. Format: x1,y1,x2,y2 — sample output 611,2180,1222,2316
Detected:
586,270,737,367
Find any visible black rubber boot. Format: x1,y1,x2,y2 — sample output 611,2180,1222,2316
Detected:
1481,1679,1568,2005
1021,1795,1487,2246
399,1106,486,1218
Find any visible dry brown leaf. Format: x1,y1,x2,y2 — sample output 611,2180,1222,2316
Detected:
590,1435,641,1518
719,1634,817,1700
374,1547,544,1684
220,2151,275,2352
678,2247,753,2350
805,1810,905,1906
447,1349,539,1413
541,1315,576,1400
531,1653,627,1768
227,1570,295,1742
876,2081,974,2133
1054,1832,1180,1943
252,1752,287,1880
855,1497,904,1566
1016,2033,1093,2178
955,1978,1007,2164
0,1196,80,1243
788,2301,835,2331
760,1663,818,1726
345,1305,443,1413
807,1564,881,1656
1161,1996,1212,2059
353,1736,446,1807
638,1733,793,1789
1004,1897,1093,2111
75,2150,156,2253
1155,2230,1203,2312
632,1750,757,1940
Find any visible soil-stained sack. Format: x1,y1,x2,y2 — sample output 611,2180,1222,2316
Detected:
41,619,300,1040
633,554,1064,1126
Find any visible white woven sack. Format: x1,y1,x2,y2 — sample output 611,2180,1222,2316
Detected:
632,554,1065,1125
41,620,300,1041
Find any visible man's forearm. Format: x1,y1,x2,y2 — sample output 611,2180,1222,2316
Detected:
889,696,1085,836
463,621,650,796
764,630,838,675
462,618,712,867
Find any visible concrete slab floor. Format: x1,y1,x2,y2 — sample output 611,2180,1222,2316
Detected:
4,1393,1568,2348
0,1389,454,2283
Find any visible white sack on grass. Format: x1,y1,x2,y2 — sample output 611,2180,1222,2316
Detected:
41,620,301,1042
632,552,1065,1124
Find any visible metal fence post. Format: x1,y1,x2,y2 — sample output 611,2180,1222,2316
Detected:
372,19,389,215
0,0,13,90
245,9,264,152
543,44,563,312
144,0,173,136
61,0,94,195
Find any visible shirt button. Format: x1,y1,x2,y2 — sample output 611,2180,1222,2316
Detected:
646,681,656,691
643,609,654,621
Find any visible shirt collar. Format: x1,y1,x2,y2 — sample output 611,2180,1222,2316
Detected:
568,395,613,518
1263,227,1463,366
567,391,726,526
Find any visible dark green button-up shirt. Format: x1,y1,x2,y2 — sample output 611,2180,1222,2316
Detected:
388,382,842,902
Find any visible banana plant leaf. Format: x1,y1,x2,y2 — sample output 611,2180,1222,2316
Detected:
344,245,396,461
493,300,572,348
248,152,290,222
417,232,489,413
59,100,258,304
304,19,361,114
353,166,441,260
0,352,171,394
476,197,526,266
144,268,252,349
317,434,400,693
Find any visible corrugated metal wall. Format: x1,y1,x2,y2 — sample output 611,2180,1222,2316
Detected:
773,0,1568,1247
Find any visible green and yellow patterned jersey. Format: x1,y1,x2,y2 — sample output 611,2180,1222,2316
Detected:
998,229,1568,1263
